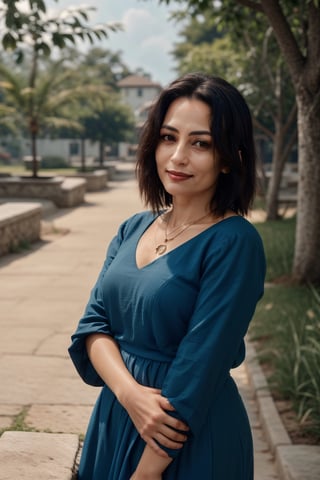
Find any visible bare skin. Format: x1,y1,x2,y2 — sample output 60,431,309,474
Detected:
85,334,188,476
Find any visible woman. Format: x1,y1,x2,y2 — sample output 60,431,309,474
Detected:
69,73,266,479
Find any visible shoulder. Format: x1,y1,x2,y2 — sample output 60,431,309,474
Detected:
117,210,155,238
214,215,263,243
204,215,265,262
200,216,266,281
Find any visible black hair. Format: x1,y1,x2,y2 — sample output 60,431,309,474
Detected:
136,72,256,215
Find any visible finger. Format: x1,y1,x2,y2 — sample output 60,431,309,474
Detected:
143,386,162,394
159,410,190,432
159,397,175,411
155,432,185,450
160,424,188,443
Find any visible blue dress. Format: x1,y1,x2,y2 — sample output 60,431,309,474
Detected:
69,211,265,479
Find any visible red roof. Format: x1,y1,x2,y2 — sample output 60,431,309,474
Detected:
117,74,162,89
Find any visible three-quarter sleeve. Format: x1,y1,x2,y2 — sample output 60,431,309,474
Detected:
161,226,265,453
68,220,128,386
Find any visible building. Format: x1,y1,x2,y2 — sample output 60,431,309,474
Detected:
117,74,162,126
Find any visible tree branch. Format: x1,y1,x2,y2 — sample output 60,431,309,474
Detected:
235,0,263,13
307,2,320,91
281,102,297,139
281,127,297,167
252,116,274,141
258,0,305,84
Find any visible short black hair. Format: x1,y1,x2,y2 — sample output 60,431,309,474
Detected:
136,72,256,215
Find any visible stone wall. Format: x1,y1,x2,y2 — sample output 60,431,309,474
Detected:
0,176,86,208
0,203,42,256
66,170,108,192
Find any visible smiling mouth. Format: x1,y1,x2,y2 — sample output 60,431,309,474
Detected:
166,170,193,180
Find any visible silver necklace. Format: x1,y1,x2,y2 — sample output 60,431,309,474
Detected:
155,211,211,255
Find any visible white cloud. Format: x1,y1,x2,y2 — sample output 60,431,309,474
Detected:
122,8,159,37
39,0,181,84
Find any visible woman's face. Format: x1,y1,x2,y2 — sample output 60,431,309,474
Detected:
155,97,224,206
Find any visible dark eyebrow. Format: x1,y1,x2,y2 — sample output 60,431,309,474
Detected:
161,124,211,136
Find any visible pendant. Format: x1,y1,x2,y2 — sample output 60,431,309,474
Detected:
155,244,167,255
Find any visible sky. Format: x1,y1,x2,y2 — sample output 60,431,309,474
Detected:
47,0,183,86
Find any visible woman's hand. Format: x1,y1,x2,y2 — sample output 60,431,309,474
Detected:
85,334,188,457
120,383,189,457
130,472,162,480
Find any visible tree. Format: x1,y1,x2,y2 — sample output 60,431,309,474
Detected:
81,95,135,168
0,59,110,161
0,0,120,177
81,47,131,89
159,0,320,283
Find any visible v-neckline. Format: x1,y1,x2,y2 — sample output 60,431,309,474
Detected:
134,213,239,271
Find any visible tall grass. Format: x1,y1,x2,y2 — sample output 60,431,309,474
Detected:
255,216,295,282
251,217,320,440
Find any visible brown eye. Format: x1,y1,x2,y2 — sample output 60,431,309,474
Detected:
193,140,211,149
160,133,175,142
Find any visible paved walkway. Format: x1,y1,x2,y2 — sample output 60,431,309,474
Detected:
0,163,317,479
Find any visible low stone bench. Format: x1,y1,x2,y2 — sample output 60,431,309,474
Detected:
102,161,119,180
0,431,79,480
279,193,297,205
56,177,87,207
0,202,42,256
66,169,108,192
0,176,86,208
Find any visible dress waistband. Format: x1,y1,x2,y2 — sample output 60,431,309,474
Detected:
119,341,174,363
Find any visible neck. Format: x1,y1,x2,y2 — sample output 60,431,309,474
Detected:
165,204,213,228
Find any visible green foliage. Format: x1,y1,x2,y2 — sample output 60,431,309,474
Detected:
251,215,320,439
0,0,120,64
176,36,244,82
0,0,122,177
255,217,296,282
0,406,35,435
9,239,31,254
81,95,135,144
41,155,69,169
251,284,320,439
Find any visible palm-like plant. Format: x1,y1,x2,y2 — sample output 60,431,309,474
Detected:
0,60,109,176
0,0,120,177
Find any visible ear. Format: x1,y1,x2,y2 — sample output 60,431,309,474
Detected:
221,166,230,174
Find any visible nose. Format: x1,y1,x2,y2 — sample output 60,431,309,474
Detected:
171,141,188,164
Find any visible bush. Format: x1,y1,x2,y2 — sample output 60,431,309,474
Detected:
251,216,320,440
41,155,69,169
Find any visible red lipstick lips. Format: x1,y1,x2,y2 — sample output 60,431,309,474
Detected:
167,170,192,181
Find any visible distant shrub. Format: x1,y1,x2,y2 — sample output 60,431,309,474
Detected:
41,155,69,169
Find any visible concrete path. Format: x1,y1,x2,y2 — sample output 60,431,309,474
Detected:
0,163,317,479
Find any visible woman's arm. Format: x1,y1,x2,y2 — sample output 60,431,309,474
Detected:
130,445,173,480
85,333,189,457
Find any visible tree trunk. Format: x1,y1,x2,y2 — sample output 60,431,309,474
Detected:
99,141,104,166
293,91,320,283
80,138,86,172
31,131,38,178
265,129,285,220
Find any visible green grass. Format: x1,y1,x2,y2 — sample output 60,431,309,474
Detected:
0,164,78,176
251,216,320,440
254,216,296,282
0,406,36,436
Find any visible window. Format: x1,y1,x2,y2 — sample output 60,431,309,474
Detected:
69,142,79,155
